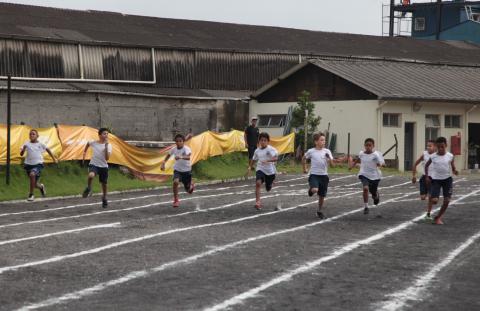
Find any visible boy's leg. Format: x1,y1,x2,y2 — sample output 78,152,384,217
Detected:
265,174,275,192
419,175,427,201
183,172,195,194
172,171,180,208
83,166,96,198
99,168,109,208
434,178,453,224
316,176,329,219
369,180,380,205
359,176,370,214
308,175,319,197
28,171,36,200
255,171,264,209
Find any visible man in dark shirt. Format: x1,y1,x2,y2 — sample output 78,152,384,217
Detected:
244,116,260,159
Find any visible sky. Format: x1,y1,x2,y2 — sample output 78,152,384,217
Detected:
3,0,401,36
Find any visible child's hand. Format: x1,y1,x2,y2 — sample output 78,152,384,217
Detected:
425,178,431,187
160,162,166,171
303,169,308,174
453,170,459,176
175,156,181,160
54,158,59,164
411,176,417,184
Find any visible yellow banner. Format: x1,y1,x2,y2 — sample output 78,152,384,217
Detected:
0,125,62,164
2,125,294,175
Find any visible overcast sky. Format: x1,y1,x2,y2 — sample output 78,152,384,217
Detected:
1,0,410,35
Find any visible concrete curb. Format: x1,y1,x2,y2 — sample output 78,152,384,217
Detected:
0,175,258,205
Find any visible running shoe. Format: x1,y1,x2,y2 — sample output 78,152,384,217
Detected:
173,198,180,208
39,184,46,198
424,214,433,223
363,207,370,215
255,201,262,210
82,187,91,198
308,188,315,197
316,211,326,219
373,193,380,205
102,198,108,208
188,183,195,194
27,194,35,202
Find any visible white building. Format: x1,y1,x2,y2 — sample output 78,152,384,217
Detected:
250,58,480,172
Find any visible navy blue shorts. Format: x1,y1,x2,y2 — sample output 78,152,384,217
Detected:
308,174,329,197
256,171,275,192
24,164,44,182
419,175,432,196
89,165,109,184
359,175,380,195
173,170,192,191
430,177,453,199
247,145,257,160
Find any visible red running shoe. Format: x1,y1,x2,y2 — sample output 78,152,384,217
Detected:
173,198,180,208
188,183,195,194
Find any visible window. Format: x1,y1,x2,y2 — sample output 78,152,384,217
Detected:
383,113,400,127
414,17,426,31
445,115,461,128
425,114,440,144
258,115,287,127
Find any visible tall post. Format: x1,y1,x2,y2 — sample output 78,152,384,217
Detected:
436,0,443,40
389,0,395,37
6,74,12,185
304,109,308,153
347,132,351,166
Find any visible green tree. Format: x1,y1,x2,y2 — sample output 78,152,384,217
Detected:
290,91,321,151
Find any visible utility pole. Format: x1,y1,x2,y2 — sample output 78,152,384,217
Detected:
304,109,308,152
6,74,12,185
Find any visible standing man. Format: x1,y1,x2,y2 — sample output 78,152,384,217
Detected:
245,116,260,160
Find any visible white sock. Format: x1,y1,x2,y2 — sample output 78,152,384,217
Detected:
364,203,369,208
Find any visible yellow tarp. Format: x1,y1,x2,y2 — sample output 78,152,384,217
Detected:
0,125,62,164
1,125,295,175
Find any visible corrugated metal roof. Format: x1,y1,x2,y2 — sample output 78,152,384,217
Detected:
2,3,480,65
254,58,480,103
0,80,250,100
310,59,480,103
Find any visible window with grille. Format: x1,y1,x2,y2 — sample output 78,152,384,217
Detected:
414,17,426,31
258,115,287,127
425,114,441,144
445,115,461,128
383,113,400,127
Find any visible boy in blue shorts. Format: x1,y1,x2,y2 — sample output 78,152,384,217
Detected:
161,134,195,208
302,132,334,219
425,137,458,225
349,138,385,215
82,128,112,208
248,132,278,210
412,140,436,221
20,129,58,202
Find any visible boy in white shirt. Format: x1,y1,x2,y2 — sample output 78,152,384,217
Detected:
349,138,385,215
425,136,458,225
82,128,113,208
20,129,58,202
302,133,334,219
161,134,195,208
412,140,436,221
248,132,278,210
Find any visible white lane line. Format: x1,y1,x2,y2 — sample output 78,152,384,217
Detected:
335,175,395,188
0,223,121,246
0,175,321,219
15,186,418,311
202,187,480,311
376,229,480,311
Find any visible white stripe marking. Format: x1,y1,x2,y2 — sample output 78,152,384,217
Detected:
376,229,480,311
16,186,415,310
202,188,480,311
0,223,121,246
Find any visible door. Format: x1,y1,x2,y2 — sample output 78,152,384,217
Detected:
404,122,415,171
468,123,480,168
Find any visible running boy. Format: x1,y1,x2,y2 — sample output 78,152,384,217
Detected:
248,132,278,210
20,129,58,201
82,128,112,208
302,133,334,219
425,137,458,225
412,140,436,220
349,138,385,214
161,134,195,208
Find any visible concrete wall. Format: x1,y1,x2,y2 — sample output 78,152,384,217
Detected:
0,91,248,141
251,99,480,171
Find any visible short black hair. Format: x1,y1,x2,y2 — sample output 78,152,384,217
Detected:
98,128,109,135
427,139,436,144
313,132,325,141
435,136,447,145
259,132,270,141
30,129,39,135
364,138,375,145
174,134,185,141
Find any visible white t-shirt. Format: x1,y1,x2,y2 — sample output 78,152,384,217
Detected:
89,141,112,168
429,152,454,180
169,146,192,172
22,141,47,165
253,145,278,175
358,150,385,180
305,148,333,176
421,150,435,176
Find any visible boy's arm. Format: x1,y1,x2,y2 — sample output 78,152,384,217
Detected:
104,143,111,161
46,148,58,163
82,143,90,162
424,159,432,178
20,144,26,156
451,157,458,175
349,157,360,170
411,155,424,183
160,154,171,171
248,159,256,170
302,155,308,174
327,151,335,167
